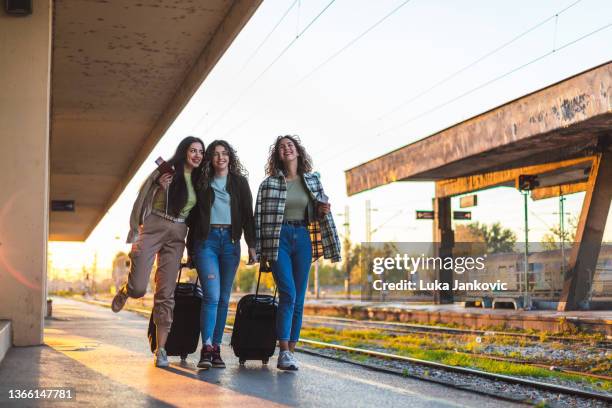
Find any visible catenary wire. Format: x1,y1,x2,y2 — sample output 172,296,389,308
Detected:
238,0,300,76
218,0,419,142
295,0,416,86
312,0,587,158
379,22,611,136
188,0,300,133
374,0,585,123
196,0,337,136
316,21,611,169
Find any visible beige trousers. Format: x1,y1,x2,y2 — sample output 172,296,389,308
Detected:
127,214,187,332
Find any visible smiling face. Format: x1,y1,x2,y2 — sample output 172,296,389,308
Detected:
278,137,299,164
185,142,204,170
212,144,229,173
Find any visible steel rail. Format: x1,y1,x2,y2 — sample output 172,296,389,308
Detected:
296,313,612,348
293,337,612,403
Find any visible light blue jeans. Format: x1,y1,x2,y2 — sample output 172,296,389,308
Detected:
271,223,312,342
194,227,240,345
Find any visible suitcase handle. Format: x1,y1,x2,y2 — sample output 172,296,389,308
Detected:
177,262,200,286
255,269,277,301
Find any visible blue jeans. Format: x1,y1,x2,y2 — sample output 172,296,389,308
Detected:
194,227,240,345
271,223,312,342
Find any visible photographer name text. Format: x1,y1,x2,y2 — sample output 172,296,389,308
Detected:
372,279,508,291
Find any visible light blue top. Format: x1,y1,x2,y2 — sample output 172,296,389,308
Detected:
211,175,231,224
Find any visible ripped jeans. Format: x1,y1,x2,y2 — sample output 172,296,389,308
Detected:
194,227,241,346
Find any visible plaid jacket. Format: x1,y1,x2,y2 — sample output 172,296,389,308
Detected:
255,170,342,271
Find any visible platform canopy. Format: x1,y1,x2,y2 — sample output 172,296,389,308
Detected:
49,0,262,241
345,61,611,196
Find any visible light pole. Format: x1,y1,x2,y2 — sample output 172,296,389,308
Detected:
522,191,531,310
336,205,351,299
364,200,378,300
559,195,566,276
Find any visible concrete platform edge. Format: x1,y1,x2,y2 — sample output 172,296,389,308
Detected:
300,304,612,336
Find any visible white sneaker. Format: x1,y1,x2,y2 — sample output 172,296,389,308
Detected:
277,350,298,371
154,348,169,368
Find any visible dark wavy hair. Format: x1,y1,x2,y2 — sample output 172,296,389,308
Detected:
265,135,312,176
165,136,205,217
201,139,247,183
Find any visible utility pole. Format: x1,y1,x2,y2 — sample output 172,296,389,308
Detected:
552,195,572,298
365,200,372,243
314,259,320,299
522,191,530,310
365,200,379,300
337,205,351,299
559,195,566,275
365,200,379,241
92,251,98,296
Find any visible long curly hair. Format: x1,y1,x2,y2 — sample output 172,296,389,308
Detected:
265,135,312,176
165,136,205,217
200,140,247,183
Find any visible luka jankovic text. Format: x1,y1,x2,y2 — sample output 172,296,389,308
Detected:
372,280,508,291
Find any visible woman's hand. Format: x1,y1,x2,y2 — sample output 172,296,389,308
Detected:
247,248,257,265
158,173,173,190
317,202,331,217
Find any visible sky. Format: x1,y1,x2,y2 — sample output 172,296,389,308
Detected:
48,0,612,279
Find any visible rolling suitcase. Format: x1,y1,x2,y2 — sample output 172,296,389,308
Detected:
148,263,203,360
230,270,277,365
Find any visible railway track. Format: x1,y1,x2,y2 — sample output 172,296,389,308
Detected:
452,350,612,382
296,313,612,349
229,309,612,381
297,314,612,379
223,323,611,404
296,339,612,404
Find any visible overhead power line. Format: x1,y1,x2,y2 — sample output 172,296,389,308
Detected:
218,0,419,142
317,21,612,168
189,0,299,133
312,0,586,159
374,0,585,123
196,0,337,136
378,21,611,136
296,0,416,86
238,0,300,75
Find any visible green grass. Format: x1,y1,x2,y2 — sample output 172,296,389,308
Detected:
299,326,612,393
317,309,608,340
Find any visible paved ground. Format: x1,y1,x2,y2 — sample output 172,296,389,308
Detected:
0,298,524,407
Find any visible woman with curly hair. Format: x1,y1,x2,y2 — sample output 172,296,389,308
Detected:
187,140,256,369
255,135,342,371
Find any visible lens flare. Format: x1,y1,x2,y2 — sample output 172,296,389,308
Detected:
0,190,42,291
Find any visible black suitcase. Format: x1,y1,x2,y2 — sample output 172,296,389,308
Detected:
230,271,277,364
148,263,202,360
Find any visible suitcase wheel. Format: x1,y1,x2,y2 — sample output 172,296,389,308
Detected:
262,358,269,365
239,359,246,365
180,354,188,361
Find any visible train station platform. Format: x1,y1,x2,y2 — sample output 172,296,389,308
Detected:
296,299,612,336
0,297,514,407
86,293,612,337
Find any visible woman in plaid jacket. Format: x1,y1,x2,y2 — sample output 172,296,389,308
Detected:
255,135,341,371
